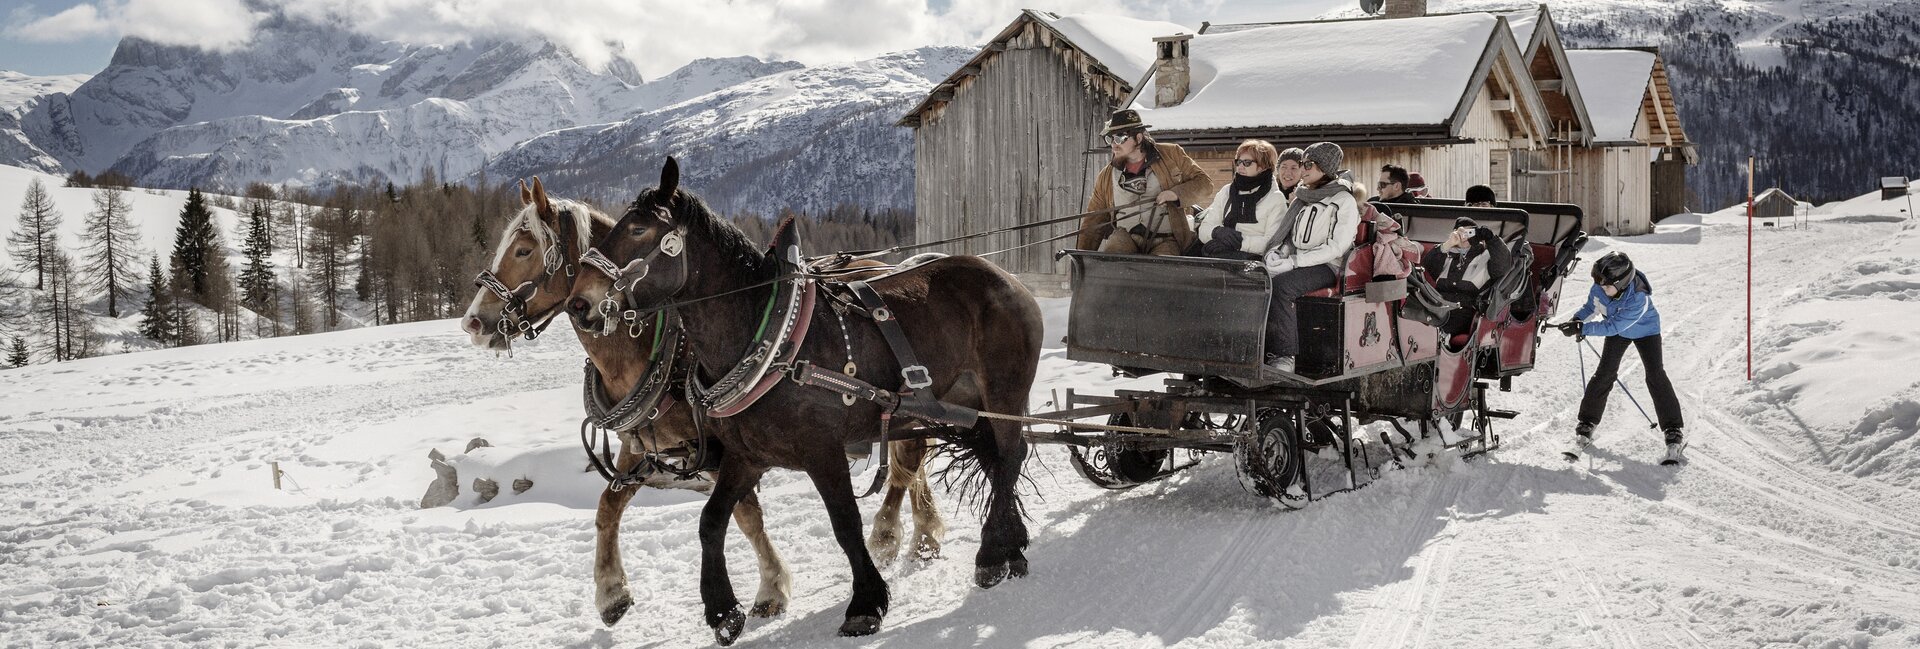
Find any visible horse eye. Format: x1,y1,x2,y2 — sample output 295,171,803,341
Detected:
514,247,532,258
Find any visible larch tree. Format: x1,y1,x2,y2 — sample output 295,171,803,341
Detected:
7,178,63,290
77,187,143,317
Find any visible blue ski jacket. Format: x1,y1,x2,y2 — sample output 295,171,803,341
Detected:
1572,271,1661,339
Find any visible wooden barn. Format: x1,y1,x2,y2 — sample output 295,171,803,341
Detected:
897,10,1185,293
1564,48,1695,235
1751,188,1801,225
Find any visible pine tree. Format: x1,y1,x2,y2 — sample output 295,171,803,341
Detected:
137,255,174,345
238,200,276,313
77,187,143,317
305,201,352,329
6,337,27,368
170,188,218,300
7,178,63,290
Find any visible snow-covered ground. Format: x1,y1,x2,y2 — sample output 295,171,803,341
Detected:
4,191,1920,647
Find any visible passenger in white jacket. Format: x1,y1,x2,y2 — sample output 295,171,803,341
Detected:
1193,139,1286,260
1260,141,1362,372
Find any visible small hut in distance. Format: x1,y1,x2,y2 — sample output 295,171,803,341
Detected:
1882,176,1910,200
1752,188,1800,226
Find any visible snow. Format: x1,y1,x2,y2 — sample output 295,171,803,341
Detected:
1564,49,1656,143
1038,13,1191,89
1503,8,1541,50
6,188,1920,646
1139,13,1500,131
0,71,89,114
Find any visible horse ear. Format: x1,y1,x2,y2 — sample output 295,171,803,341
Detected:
659,156,679,204
530,176,554,217
518,179,532,206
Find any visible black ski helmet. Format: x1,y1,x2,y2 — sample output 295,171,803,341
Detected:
1591,252,1635,293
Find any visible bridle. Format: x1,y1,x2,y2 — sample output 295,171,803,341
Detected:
473,206,581,341
578,204,689,336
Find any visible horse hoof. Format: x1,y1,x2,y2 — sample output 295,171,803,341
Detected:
711,606,746,646
838,615,882,637
599,593,633,627
749,600,785,618
1008,558,1029,579
974,563,1009,589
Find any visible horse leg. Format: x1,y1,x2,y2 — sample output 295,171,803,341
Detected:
592,451,647,626
974,402,1032,589
865,439,915,568
901,439,946,561
805,453,890,637
699,458,763,646
731,491,791,617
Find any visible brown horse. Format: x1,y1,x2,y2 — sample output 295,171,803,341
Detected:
564,158,1042,644
460,179,944,628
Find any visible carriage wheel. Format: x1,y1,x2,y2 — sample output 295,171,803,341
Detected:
1067,413,1176,490
1236,410,1307,509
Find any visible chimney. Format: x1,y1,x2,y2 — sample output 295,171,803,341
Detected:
1384,0,1428,19
1153,33,1193,108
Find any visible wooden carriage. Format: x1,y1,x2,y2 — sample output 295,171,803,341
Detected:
1026,202,1588,506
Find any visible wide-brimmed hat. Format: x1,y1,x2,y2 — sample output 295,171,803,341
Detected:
1102,109,1151,135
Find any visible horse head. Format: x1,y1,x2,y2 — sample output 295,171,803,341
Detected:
462,177,601,349
567,157,721,337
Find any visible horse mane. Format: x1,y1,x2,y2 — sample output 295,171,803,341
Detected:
634,187,774,278
491,198,605,266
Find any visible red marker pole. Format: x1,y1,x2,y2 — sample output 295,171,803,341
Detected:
1747,156,1754,381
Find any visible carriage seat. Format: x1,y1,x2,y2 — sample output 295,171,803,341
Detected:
1303,203,1411,299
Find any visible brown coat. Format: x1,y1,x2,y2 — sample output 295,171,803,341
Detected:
1077,141,1217,253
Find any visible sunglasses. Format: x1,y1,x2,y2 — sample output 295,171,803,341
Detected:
1376,181,1398,189
1233,159,1259,168
1104,133,1134,146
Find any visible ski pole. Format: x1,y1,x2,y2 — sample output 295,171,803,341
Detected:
1581,337,1659,429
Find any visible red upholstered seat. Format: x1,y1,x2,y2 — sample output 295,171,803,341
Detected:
1303,203,1399,299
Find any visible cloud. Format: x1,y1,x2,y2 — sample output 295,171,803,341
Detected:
5,0,264,50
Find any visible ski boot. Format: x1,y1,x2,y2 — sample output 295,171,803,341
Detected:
1660,429,1687,466
1562,422,1594,462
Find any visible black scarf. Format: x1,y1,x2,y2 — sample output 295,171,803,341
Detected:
1223,169,1273,228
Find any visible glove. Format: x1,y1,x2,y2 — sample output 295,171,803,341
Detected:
1555,321,1583,337
1264,248,1297,277
1211,226,1245,250
1201,237,1235,257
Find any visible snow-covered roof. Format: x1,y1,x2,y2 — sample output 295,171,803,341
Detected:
1565,49,1656,143
1882,176,1910,189
899,10,1190,128
1038,13,1188,89
1504,9,1541,50
1137,13,1504,132
1755,187,1796,204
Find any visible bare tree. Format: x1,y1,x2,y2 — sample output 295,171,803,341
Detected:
7,178,63,290
77,187,144,317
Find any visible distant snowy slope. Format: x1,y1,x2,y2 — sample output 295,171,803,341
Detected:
0,165,243,276
0,71,88,114
483,46,974,216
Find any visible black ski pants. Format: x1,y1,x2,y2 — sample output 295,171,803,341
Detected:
1578,334,1684,434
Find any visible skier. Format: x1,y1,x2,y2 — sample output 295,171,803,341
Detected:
1554,251,1687,465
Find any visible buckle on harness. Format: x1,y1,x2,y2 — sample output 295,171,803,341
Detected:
901,365,932,389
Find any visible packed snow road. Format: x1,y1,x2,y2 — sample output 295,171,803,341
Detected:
3,211,1918,647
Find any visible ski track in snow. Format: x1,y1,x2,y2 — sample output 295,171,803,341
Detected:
4,215,1920,647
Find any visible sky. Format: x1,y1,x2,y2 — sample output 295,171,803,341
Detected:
0,0,1347,78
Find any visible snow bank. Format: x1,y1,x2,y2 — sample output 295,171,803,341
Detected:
1139,13,1498,131
1564,49,1655,143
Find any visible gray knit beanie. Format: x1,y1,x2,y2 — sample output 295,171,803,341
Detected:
1304,141,1343,176
1278,147,1306,165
